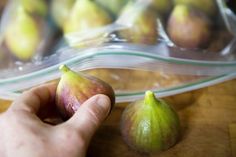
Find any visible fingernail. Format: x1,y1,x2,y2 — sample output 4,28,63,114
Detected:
96,95,111,117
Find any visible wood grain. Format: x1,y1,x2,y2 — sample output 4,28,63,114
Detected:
229,124,236,157
0,79,236,157
88,79,236,157
0,99,11,113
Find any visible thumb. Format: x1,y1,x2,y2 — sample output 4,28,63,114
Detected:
65,94,111,142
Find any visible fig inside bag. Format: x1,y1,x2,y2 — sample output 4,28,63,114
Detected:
0,0,59,70
0,0,236,102
64,0,236,62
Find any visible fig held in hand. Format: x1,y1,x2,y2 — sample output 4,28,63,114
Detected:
56,65,115,119
121,91,180,153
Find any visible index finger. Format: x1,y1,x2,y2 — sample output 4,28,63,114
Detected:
10,82,58,114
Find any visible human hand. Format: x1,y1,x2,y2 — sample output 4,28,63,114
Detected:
0,83,111,157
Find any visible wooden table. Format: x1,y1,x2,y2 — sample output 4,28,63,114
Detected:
0,79,236,157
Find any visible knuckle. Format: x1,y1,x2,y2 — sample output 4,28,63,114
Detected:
85,105,104,125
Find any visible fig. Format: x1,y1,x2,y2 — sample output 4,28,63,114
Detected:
174,0,217,16
167,4,212,49
64,0,112,34
51,0,75,28
121,91,180,153
20,0,47,16
56,65,115,119
5,6,40,61
117,2,158,45
95,0,128,17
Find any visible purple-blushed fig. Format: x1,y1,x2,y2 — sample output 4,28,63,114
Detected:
56,65,115,119
121,91,180,153
167,4,212,49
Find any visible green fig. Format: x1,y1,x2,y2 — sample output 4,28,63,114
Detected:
174,0,217,16
51,0,75,28
5,6,40,61
95,0,129,17
117,2,158,45
167,5,211,49
64,0,112,34
151,0,173,15
121,91,180,153
56,65,115,119
20,0,47,16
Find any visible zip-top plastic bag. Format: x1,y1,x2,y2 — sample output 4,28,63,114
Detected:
63,0,236,60
0,0,59,70
0,0,236,102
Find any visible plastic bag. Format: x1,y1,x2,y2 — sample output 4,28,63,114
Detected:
0,48,236,102
0,0,59,69
0,0,236,102
63,0,236,60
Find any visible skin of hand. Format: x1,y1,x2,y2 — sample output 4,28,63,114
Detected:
0,82,111,157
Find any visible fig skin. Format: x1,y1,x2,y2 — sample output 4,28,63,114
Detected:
20,0,48,16
117,2,158,45
121,91,180,153
174,0,217,16
56,65,115,119
5,6,40,61
51,0,75,28
64,0,112,34
167,4,212,49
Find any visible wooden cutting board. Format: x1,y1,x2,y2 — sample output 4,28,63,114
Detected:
87,79,236,157
0,79,236,157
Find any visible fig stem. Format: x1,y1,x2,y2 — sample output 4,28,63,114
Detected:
59,65,70,73
144,91,158,106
